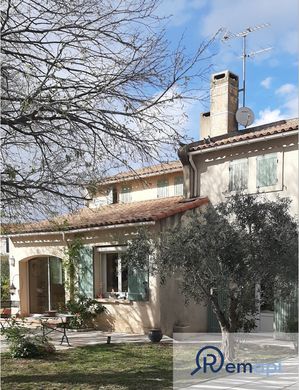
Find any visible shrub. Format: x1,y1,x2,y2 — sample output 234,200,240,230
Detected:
60,294,106,329
1,323,55,358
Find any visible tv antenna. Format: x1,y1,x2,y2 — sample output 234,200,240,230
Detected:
222,23,272,108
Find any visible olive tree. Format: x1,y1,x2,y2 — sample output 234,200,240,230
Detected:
124,194,298,359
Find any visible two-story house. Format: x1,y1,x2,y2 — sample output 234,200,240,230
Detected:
178,70,298,333
4,69,298,336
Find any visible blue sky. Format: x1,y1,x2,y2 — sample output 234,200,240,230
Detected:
157,0,298,140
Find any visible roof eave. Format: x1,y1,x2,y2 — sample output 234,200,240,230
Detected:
189,128,298,155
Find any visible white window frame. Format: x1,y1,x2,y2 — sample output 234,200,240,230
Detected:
95,246,128,297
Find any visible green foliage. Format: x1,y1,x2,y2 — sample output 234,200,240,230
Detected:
63,238,84,300
1,322,55,358
60,294,106,329
126,194,298,333
1,256,10,301
122,228,153,272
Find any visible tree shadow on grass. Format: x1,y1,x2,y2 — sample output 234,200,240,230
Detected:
1,369,172,390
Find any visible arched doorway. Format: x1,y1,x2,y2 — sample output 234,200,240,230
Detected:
28,257,65,313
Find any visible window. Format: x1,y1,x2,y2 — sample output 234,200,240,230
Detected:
157,178,169,198
106,253,128,293
256,153,278,188
96,252,128,297
112,187,118,204
119,185,132,203
94,248,149,301
229,158,248,192
92,187,114,207
174,176,184,196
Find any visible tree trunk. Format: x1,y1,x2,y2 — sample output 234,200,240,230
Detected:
221,327,235,362
209,295,236,361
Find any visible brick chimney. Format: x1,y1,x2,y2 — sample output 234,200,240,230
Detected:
200,70,239,139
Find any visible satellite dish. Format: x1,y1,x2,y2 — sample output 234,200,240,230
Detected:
236,107,255,128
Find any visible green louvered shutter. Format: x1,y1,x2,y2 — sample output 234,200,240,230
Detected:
157,179,169,198
256,153,278,188
229,159,248,191
128,267,149,301
174,176,184,196
274,287,298,335
78,246,94,298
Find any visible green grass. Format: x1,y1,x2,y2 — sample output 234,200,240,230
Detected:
1,343,173,390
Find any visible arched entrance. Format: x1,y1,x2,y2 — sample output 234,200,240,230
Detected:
28,257,65,313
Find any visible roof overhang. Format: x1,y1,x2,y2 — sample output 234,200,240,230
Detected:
189,129,298,156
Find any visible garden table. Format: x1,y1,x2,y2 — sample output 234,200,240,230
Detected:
39,314,75,346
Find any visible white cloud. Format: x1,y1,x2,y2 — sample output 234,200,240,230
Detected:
283,96,298,117
260,77,272,89
254,108,285,126
199,0,298,65
157,0,206,26
254,93,298,126
255,79,298,124
275,83,297,95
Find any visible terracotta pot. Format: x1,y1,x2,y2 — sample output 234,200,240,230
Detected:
148,329,163,343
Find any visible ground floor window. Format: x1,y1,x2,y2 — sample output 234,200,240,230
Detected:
94,247,148,301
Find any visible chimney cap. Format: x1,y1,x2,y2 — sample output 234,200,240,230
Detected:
212,70,239,82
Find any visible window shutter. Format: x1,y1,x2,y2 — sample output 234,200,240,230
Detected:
120,185,132,203
78,246,94,298
257,153,277,188
174,176,184,196
157,179,169,198
229,159,248,191
128,267,149,301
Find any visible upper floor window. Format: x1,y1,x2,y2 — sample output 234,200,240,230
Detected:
256,153,278,188
91,186,117,207
119,185,132,203
157,178,169,198
174,175,184,196
229,158,248,192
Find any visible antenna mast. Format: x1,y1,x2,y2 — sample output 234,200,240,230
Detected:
222,23,271,107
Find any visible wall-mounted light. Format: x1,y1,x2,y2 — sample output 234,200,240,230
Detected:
9,256,15,267
9,283,17,296
9,274,19,296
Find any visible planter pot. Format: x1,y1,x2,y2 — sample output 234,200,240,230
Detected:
173,325,190,333
148,329,163,343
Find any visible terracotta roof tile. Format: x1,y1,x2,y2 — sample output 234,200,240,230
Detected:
189,118,298,152
4,196,209,235
101,161,182,184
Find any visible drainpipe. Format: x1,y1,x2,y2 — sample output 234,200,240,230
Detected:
178,144,196,198
189,154,198,197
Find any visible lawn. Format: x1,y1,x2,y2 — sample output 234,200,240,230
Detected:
1,343,173,390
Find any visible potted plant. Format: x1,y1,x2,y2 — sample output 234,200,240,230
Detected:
148,328,163,343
